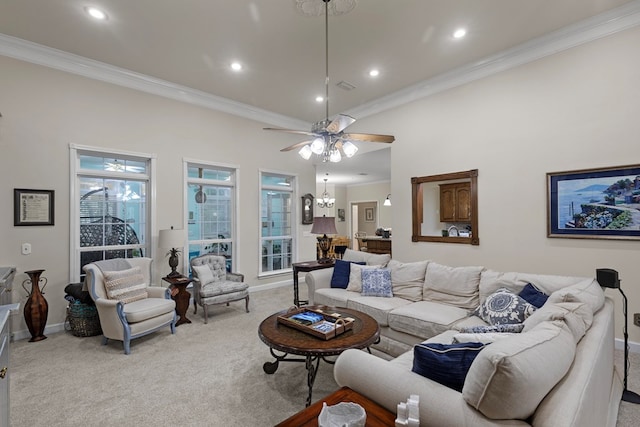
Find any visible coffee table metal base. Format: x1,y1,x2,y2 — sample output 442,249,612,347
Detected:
259,306,380,408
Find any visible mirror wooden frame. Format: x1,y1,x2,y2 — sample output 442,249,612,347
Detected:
411,169,479,245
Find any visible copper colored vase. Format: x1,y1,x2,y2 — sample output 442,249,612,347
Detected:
22,269,48,342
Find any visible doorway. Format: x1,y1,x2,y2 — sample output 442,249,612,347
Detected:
350,200,378,250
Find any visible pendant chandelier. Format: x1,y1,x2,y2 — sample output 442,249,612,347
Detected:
317,177,335,208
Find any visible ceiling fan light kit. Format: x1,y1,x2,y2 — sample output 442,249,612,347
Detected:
265,0,394,163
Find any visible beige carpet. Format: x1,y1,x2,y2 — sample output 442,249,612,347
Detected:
9,286,640,426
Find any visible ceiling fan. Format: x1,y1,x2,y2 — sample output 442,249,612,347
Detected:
264,0,395,163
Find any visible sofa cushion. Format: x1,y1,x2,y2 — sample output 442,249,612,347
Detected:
347,296,412,326
314,288,355,307
479,270,599,306
412,342,487,392
388,260,428,302
103,266,148,304
342,248,391,267
346,263,382,293
473,288,536,326
518,283,549,308
200,280,248,298
361,268,393,297
330,260,365,289
523,301,593,343
388,300,470,339
462,320,576,420
423,262,482,310
547,279,605,314
122,297,175,323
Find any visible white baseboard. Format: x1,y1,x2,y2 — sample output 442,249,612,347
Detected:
12,322,66,342
615,338,640,353
248,279,291,293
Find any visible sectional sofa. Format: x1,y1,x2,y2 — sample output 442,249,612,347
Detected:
304,249,622,426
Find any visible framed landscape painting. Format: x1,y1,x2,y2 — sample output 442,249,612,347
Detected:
547,164,640,240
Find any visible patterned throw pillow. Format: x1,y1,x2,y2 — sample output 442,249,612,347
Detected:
103,266,148,303
459,323,525,334
412,342,487,392
361,268,393,297
473,288,536,326
346,264,382,292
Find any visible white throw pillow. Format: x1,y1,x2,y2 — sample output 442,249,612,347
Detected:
103,266,148,303
192,264,215,285
346,264,382,293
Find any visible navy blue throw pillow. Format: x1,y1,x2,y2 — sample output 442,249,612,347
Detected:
330,260,365,288
412,342,486,392
519,283,549,309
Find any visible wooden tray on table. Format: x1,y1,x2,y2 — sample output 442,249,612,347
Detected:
277,306,354,340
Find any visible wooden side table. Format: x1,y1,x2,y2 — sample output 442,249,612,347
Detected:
162,276,192,326
275,386,396,426
292,260,335,306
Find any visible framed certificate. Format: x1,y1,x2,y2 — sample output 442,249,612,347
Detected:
14,189,55,226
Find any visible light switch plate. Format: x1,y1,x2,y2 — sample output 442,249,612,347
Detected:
21,243,31,255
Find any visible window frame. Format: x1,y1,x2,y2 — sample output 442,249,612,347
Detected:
259,169,298,277
69,144,156,282
183,158,240,275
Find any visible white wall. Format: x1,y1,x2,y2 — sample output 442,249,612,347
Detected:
352,26,640,343
0,55,317,336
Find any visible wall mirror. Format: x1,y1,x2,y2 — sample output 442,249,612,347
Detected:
411,169,479,245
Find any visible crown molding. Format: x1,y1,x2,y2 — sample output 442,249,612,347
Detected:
1,1,640,126
346,0,640,120
0,34,310,130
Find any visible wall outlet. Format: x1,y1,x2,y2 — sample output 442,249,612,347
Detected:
634,313,640,327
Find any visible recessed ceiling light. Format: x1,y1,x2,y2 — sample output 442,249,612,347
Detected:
315,96,324,103
369,69,380,77
453,28,467,39
85,7,107,20
230,62,243,71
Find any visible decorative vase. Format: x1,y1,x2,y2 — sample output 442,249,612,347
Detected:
22,269,49,342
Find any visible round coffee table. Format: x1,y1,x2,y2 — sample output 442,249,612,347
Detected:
258,305,380,407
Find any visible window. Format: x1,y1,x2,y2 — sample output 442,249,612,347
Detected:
185,162,237,273
260,171,296,275
70,146,154,281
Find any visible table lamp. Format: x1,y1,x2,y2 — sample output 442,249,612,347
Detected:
311,216,338,264
596,268,640,404
159,227,185,278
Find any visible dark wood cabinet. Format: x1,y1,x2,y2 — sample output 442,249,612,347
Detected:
440,182,471,223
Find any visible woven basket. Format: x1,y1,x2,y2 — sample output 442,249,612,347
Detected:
66,302,102,337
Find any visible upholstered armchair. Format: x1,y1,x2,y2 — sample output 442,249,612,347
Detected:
83,257,176,354
190,254,249,324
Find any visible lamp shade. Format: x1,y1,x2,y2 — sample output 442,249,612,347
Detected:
384,194,391,206
310,216,338,235
158,228,185,249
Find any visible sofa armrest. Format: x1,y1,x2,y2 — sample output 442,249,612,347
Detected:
305,268,334,305
226,272,244,282
334,349,525,427
146,286,170,299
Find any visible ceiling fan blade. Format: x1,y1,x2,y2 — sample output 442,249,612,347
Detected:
264,127,319,137
325,114,356,134
280,140,314,152
343,133,395,143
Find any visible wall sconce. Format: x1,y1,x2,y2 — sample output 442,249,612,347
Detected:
383,194,391,206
